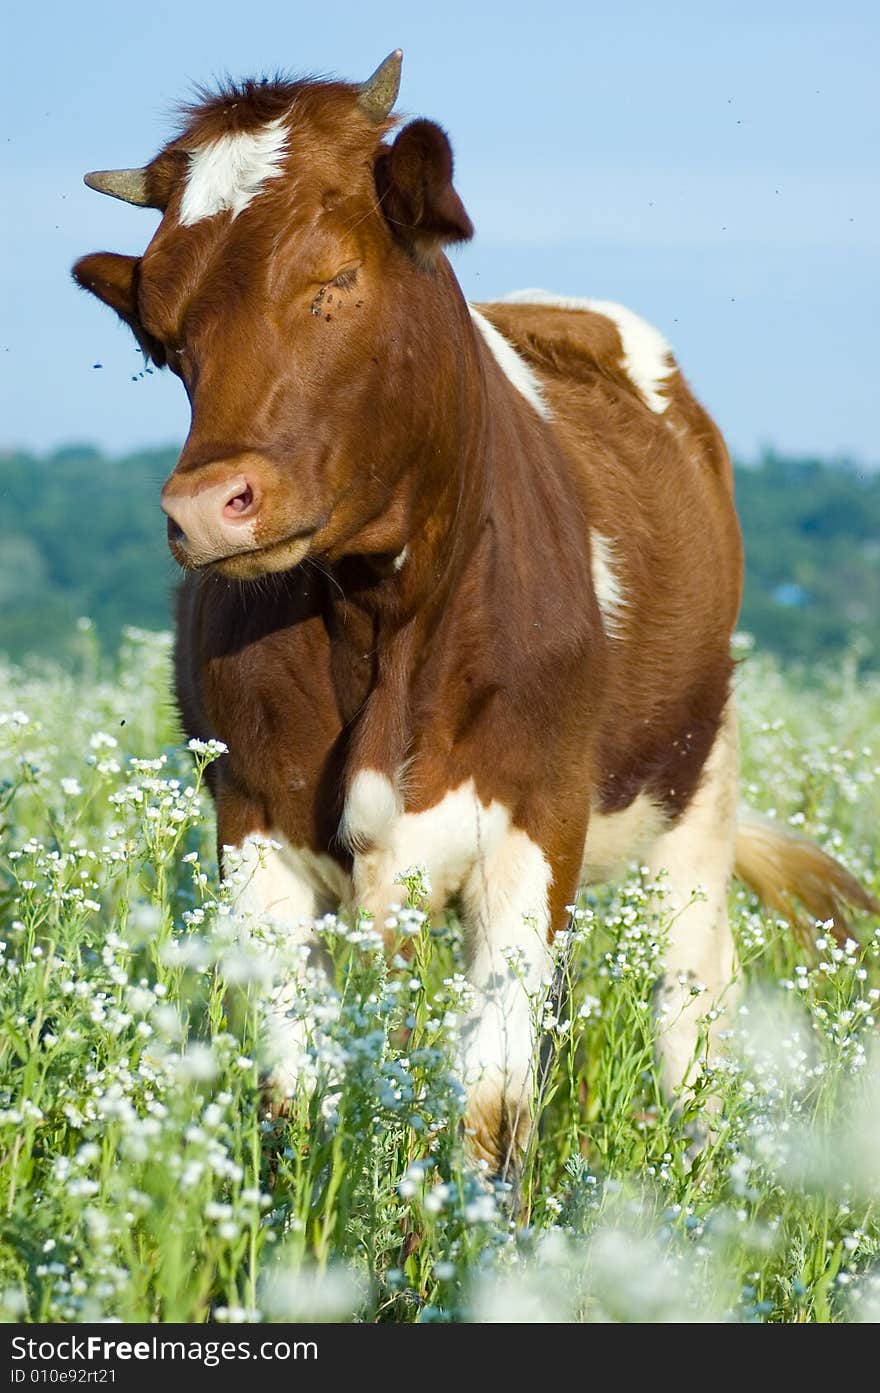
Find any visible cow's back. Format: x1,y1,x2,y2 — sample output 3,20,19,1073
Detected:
477,296,743,818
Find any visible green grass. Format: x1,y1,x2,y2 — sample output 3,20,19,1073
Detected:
0,628,878,1323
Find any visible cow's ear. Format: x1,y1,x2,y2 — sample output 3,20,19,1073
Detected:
72,252,166,365
73,251,138,317
376,120,473,262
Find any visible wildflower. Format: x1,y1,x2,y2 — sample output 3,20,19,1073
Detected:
187,737,228,757
424,1183,450,1214
89,731,118,750
464,1194,497,1224
175,1044,219,1082
260,1263,365,1321
214,1306,261,1323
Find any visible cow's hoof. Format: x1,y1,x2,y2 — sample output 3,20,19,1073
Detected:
259,1072,295,1123
463,1081,530,1181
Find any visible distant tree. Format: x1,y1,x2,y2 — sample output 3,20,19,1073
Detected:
0,445,177,662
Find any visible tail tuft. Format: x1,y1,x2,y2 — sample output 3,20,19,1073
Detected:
734,811,879,946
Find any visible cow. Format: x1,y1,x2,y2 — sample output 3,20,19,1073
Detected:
74,51,878,1173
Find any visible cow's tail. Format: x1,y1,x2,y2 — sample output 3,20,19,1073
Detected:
734,811,879,945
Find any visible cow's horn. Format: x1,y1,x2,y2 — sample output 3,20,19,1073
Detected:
83,167,158,208
357,49,403,123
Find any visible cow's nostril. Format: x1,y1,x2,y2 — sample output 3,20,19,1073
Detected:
224,484,254,518
167,517,185,546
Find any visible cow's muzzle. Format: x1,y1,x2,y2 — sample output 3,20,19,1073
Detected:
160,463,318,577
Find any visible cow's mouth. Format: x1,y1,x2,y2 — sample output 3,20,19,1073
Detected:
169,530,316,580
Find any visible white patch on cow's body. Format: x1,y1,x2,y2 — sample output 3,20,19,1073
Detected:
226,832,349,921
180,118,289,227
392,546,408,572
590,531,627,638
340,768,402,854
346,775,508,916
581,792,669,884
467,305,551,420
501,288,674,414
223,831,349,1093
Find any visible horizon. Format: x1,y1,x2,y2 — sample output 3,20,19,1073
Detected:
3,441,876,474
2,1,877,465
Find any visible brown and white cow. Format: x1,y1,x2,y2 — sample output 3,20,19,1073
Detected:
74,51,877,1170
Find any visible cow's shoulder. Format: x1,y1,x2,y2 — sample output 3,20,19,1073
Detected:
474,290,679,418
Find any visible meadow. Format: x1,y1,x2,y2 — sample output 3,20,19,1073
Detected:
0,625,878,1323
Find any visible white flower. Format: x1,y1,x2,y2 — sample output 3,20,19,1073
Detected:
187,737,228,756
214,1306,261,1323
89,731,118,750
424,1183,450,1214
127,903,162,937
0,1288,27,1317
205,1202,234,1221
175,1043,219,1082
127,986,154,1015
464,1195,497,1224
260,1263,365,1321
152,1005,184,1041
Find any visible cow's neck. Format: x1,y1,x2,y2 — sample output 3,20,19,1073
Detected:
324,309,595,790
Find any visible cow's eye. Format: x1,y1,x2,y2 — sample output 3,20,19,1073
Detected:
331,267,359,291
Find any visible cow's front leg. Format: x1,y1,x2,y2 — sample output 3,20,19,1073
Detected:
344,772,581,1173
458,828,563,1175
220,814,344,1099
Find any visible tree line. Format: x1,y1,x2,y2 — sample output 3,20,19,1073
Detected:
1,444,878,668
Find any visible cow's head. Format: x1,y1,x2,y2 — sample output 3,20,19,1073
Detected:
74,53,475,579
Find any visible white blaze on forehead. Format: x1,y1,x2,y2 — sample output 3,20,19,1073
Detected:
590,531,627,638
501,288,674,414
179,117,289,227
467,305,551,420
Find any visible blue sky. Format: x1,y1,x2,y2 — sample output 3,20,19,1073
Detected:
2,0,877,462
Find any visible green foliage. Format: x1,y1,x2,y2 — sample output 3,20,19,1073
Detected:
737,451,880,667
1,445,878,667
0,635,878,1322
0,445,177,662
